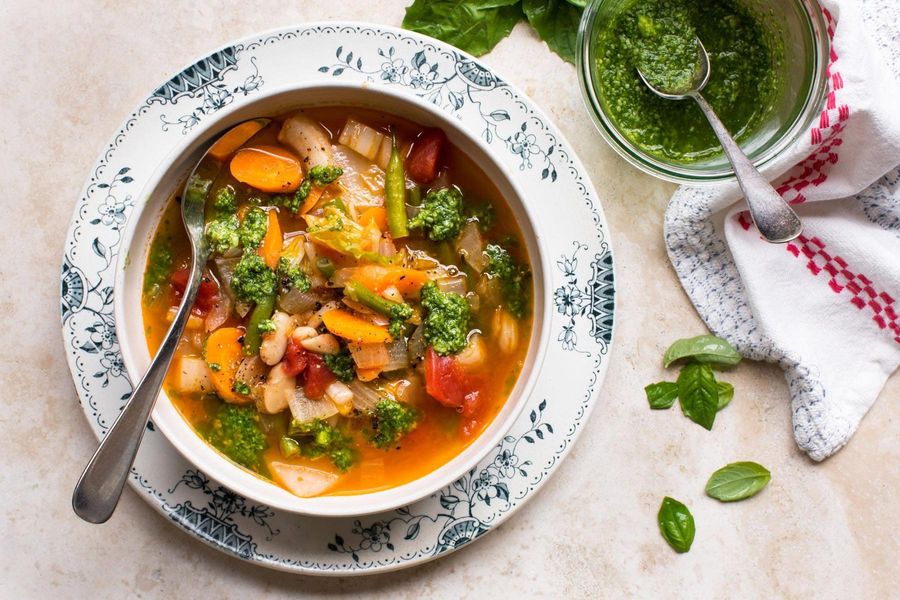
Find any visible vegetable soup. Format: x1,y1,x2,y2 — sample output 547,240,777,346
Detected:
142,107,533,497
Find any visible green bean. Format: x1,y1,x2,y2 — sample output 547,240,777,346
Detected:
243,293,275,356
385,130,409,238
344,280,404,316
316,257,336,279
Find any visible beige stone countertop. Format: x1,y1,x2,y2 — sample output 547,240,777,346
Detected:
2,1,897,597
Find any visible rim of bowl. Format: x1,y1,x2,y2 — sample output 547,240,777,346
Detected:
576,0,830,184
113,80,553,517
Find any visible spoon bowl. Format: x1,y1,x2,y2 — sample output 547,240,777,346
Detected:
637,37,802,244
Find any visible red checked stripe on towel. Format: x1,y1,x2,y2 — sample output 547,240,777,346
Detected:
738,7,847,231
786,234,900,344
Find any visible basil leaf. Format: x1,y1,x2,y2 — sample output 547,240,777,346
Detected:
645,382,678,409
663,335,742,368
522,0,583,63
657,497,695,553
716,381,734,410
705,462,771,502
676,363,718,430
403,0,523,57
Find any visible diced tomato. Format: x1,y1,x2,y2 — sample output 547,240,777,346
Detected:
406,128,446,184
304,353,336,399
424,347,467,409
170,267,220,316
282,340,310,377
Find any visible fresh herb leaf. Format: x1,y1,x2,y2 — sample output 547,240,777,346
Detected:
663,334,741,368
522,0,582,63
645,382,678,409
705,462,771,502
676,363,718,430
402,0,523,57
657,496,695,553
716,381,734,410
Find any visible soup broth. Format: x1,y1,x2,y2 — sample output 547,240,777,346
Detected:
142,107,533,497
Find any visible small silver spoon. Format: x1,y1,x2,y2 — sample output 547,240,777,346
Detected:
638,39,802,243
72,119,268,523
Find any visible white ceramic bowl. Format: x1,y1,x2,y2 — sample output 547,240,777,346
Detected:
115,81,551,517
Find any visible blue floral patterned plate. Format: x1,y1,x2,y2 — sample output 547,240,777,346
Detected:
60,22,616,574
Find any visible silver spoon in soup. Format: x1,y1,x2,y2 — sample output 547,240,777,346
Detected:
72,119,270,523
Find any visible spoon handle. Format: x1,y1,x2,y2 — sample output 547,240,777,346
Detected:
72,263,205,523
691,92,802,243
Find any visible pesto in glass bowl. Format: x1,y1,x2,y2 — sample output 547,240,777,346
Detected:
578,0,829,183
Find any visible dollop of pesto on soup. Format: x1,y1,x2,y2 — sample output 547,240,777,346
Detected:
594,0,783,162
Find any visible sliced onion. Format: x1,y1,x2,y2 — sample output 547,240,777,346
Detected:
476,275,502,308
172,356,213,394
289,387,338,423
457,221,487,273
307,301,342,328
347,380,386,412
278,288,326,315
436,275,467,296
407,325,426,362
205,293,233,332
383,338,410,372
332,143,385,203
214,257,251,317
278,113,333,168
338,118,387,162
349,342,390,370
235,356,267,399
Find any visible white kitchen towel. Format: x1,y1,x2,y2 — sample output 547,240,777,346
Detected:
664,0,900,461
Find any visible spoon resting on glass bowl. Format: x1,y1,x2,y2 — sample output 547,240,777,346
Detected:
637,38,802,244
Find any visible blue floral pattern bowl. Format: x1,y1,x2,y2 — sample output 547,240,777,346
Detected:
61,22,616,574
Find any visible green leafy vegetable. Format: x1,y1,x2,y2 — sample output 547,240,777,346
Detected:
716,381,734,410
645,382,678,410
663,334,742,368
485,243,531,318
705,462,771,502
402,0,523,58
367,399,420,449
205,404,267,470
676,362,719,430
238,207,268,249
323,348,356,383
657,496,695,553
408,187,466,242
522,0,582,63
420,281,471,355
286,419,356,471
231,253,276,304
306,206,388,263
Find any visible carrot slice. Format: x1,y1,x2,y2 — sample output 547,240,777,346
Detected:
258,210,282,269
230,145,303,193
204,327,248,403
356,367,382,382
208,120,266,160
359,206,388,231
322,309,392,343
351,265,429,295
298,185,325,215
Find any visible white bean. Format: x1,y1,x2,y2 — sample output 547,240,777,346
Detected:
456,334,487,368
173,356,214,394
290,326,318,342
324,381,354,416
301,333,341,355
259,311,295,366
493,308,519,356
259,363,295,414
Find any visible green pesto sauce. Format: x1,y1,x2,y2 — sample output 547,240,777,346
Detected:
595,0,782,162
143,234,173,302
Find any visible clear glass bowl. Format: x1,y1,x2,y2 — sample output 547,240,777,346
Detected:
577,0,830,184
